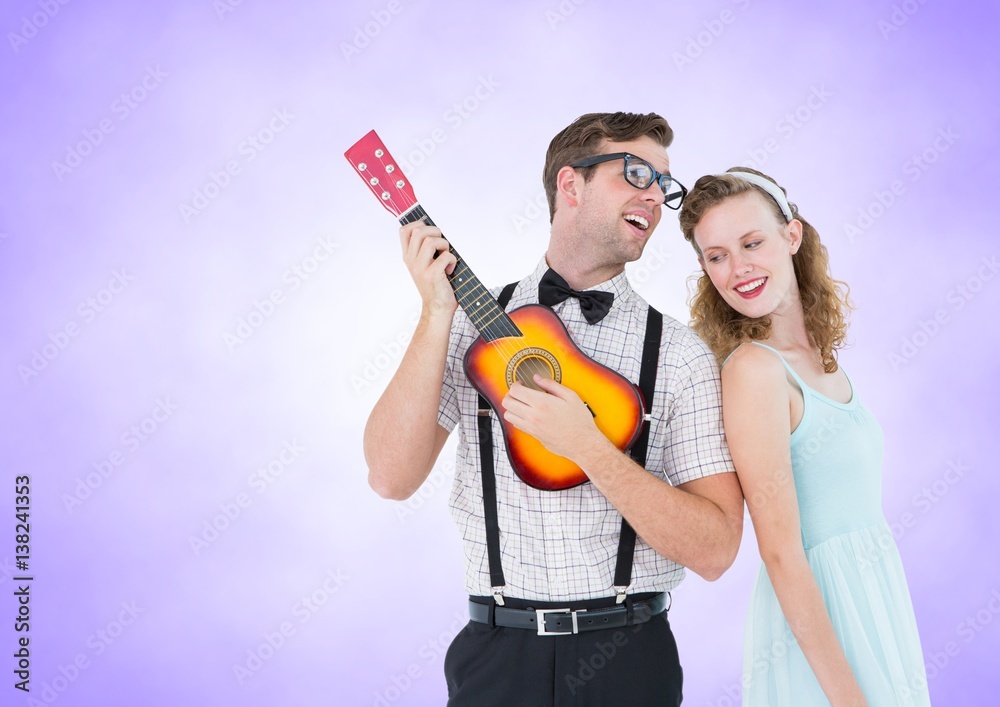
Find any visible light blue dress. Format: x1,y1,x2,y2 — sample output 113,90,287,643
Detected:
739,343,930,706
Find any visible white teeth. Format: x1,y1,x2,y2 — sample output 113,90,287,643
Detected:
736,277,766,293
624,214,649,230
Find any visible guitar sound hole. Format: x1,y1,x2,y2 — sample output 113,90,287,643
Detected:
506,347,562,391
514,356,554,390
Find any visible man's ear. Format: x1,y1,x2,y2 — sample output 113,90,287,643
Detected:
556,165,580,209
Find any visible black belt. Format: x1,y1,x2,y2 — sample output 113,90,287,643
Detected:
468,592,668,636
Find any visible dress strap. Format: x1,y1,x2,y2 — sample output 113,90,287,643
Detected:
738,341,810,392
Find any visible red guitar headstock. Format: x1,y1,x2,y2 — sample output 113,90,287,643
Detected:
344,130,418,219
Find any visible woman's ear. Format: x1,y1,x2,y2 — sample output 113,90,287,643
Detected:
788,219,803,254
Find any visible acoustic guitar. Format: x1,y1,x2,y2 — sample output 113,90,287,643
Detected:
345,130,645,490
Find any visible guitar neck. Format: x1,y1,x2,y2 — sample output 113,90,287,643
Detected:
399,204,521,342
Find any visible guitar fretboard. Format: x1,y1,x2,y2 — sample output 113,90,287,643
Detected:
399,205,521,342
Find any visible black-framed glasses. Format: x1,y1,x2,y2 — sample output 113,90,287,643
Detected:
571,152,688,210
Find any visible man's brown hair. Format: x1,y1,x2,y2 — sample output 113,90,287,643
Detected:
542,112,674,221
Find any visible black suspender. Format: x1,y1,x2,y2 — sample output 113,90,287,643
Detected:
477,281,518,605
613,306,662,603
476,281,663,606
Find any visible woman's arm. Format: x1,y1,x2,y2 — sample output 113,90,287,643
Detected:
723,344,867,707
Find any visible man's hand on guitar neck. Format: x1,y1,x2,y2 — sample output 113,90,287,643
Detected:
399,223,458,324
363,224,458,501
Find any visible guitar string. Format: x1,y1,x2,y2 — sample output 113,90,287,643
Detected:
356,149,560,396
363,155,562,393
354,149,519,353
355,144,620,485
366,151,553,386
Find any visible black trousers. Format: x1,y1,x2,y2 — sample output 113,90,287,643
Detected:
444,599,683,707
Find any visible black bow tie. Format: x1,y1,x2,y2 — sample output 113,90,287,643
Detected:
538,269,614,324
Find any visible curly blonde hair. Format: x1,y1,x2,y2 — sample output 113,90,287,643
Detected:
678,168,852,372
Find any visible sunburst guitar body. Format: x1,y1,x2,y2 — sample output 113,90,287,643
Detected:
346,130,645,490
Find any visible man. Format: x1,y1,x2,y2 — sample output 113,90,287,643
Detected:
363,112,743,706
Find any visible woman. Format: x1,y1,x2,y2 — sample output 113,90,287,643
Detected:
678,168,930,706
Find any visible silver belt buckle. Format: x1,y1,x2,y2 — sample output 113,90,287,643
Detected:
535,607,585,636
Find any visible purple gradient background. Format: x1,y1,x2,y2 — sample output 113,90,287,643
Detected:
2,1,998,705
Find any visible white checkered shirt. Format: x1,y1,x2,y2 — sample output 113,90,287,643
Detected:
438,258,734,602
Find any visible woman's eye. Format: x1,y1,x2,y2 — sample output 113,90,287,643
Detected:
708,254,724,263
745,240,762,249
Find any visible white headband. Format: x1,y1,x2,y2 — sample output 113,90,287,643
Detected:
716,171,794,222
